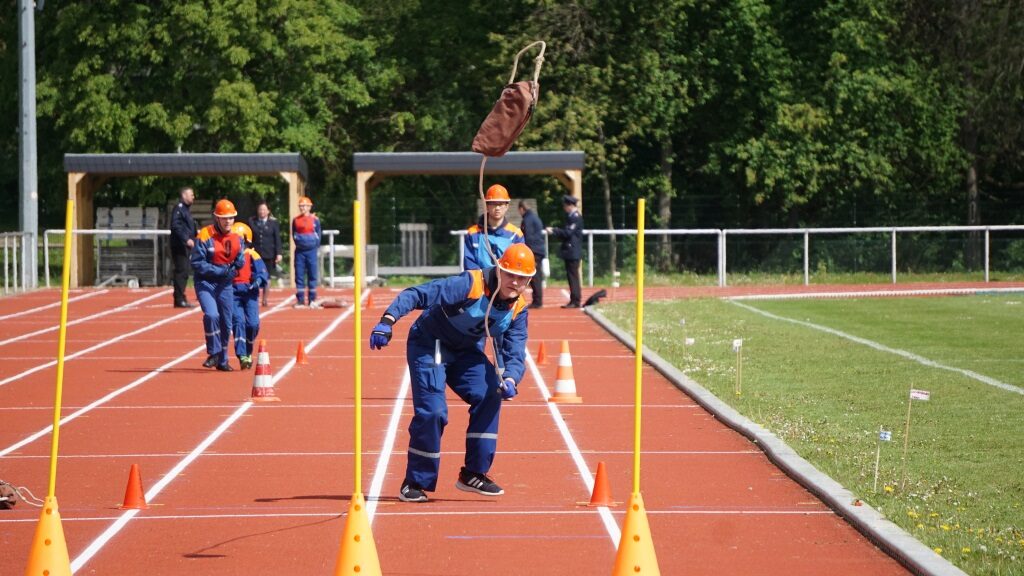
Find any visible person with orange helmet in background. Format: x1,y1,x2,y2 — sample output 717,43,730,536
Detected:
369,243,536,503
191,199,246,371
230,222,269,369
463,184,524,271
292,196,322,308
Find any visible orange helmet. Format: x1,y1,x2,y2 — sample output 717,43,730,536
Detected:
298,196,313,207
213,199,237,218
485,184,510,203
497,244,536,277
231,222,252,244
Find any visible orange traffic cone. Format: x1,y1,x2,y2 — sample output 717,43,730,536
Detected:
250,340,281,402
536,341,547,365
24,496,71,576
612,492,661,575
333,493,382,575
588,461,616,507
296,341,308,364
365,293,374,309
119,464,148,509
549,340,582,403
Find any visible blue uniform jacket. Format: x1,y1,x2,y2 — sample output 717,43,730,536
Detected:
463,217,524,271
292,213,322,252
190,225,245,290
233,249,270,295
384,268,529,383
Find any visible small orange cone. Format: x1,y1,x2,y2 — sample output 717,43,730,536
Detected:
588,461,615,506
549,340,582,403
365,293,374,309
333,493,382,575
296,341,308,364
119,464,148,509
612,492,661,575
536,341,547,365
250,340,281,402
24,496,71,576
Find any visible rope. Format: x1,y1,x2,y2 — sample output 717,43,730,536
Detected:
0,479,45,508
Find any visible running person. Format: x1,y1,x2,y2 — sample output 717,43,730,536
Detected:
191,199,245,371
369,244,537,503
230,222,269,369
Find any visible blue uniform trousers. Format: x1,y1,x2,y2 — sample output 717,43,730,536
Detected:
405,338,503,491
294,248,318,304
233,289,260,358
195,283,233,366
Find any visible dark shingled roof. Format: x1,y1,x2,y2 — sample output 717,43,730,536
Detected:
64,153,308,182
353,151,584,175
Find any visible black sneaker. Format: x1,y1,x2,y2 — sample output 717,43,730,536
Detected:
216,363,234,372
399,482,428,503
202,354,218,368
455,467,504,496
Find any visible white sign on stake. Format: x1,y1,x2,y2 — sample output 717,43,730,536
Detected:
909,389,930,401
732,338,743,352
879,430,892,442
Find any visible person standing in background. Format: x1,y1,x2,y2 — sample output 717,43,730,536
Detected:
249,200,282,307
546,195,583,308
169,187,198,308
463,184,524,271
517,200,546,308
291,196,322,308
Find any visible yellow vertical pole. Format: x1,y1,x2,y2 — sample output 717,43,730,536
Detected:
353,201,363,496
633,198,645,494
48,199,75,496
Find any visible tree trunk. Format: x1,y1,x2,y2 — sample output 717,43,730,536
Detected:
657,137,674,272
597,126,617,280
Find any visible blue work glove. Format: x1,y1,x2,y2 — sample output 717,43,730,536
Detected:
498,377,518,400
369,315,396,350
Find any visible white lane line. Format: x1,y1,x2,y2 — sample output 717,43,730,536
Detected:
0,299,294,457
730,300,1024,396
525,351,621,545
3,449,760,460
70,301,357,573
0,289,172,348
0,302,201,390
366,368,410,520
2,508,833,525
0,289,109,322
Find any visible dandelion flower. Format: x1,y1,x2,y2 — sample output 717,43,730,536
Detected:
942,525,951,531
884,486,894,493
961,547,971,554
934,547,943,555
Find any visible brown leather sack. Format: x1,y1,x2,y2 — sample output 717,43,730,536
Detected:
472,81,537,157
472,41,546,158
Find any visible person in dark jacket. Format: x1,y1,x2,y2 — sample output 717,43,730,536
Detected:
169,187,198,308
517,200,546,308
248,200,282,307
546,195,584,308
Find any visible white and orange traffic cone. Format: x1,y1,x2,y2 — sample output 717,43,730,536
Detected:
250,340,281,402
549,340,582,403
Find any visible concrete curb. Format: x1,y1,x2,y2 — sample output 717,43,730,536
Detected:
585,306,968,576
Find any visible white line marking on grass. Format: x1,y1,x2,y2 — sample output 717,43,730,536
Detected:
0,289,171,348
69,301,357,573
730,300,1024,396
0,299,295,457
525,351,621,546
366,368,410,521
0,289,109,322
728,286,1024,301
0,300,200,390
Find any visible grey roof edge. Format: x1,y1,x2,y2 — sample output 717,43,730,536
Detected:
353,151,585,175
584,306,970,576
64,153,308,182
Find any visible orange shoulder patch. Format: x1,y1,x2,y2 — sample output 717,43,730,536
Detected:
467,269,485,299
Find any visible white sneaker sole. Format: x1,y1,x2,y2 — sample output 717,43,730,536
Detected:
455,480,504,496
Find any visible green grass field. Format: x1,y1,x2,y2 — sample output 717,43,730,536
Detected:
601,294,1024,576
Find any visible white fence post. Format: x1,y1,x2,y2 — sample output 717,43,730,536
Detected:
587,232,594,287
43,230,50,288
803,230,810,286
891,228,897,284
984,228,990,283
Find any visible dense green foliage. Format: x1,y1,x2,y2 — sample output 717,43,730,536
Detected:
2,1,1022,253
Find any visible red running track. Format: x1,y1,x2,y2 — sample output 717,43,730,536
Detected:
0,286,910,575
